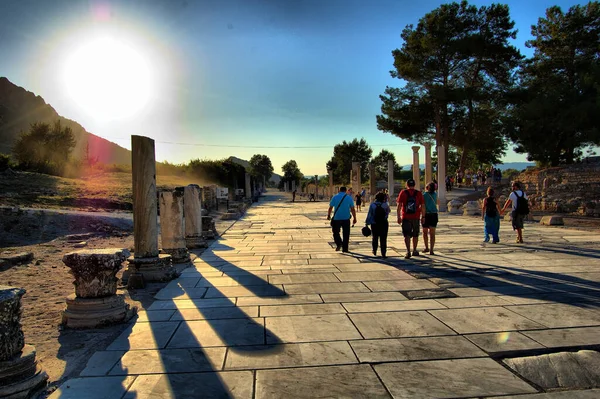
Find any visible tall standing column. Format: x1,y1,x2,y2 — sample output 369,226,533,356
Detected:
352,162,361,194
437,145,447,211
184,184,206,249
412,146,421,190
126,136,175,287
160,188,190,263
245,173,251,200
369,163,376,200
328,169,334,198
424,143,432,185
291,180,296,192
387,159,395,204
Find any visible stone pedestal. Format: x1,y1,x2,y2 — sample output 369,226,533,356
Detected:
291,180,296,192
387,159,395,205
0,286,48,398
463,201,481,216
126,254,175,284
159,189,190,264
448,199,463,214
184,185,207,249
412,146,421,190
202,216,217,239
62,249,135,328
540,215,564,226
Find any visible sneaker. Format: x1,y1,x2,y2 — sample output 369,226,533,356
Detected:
412,250,420,256
492,240,499,244
381,255,387,259
483,239,490,243
372,250,376,256
404,252,411,259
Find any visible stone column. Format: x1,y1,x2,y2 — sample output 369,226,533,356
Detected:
0,286,48,398
291,180,296,192
412,146,421,190
328,169,334,198
314,175,318,197
125,136,175,287
245,173,251,200
369,163,376,200
437,144,447,211
352,162,361,193
184,184,206,249
387,159,395,204
159,189,190,263
424,143,432,185
284,181,288,192
62,249,135,328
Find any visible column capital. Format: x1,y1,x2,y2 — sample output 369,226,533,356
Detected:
424,142,432,150
411,146,420,153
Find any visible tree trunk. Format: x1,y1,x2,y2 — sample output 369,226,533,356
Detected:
458,146,469,171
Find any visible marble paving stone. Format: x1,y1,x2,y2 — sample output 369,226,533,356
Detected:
334,270,414,281
521,326,600,348
465,332,545,354
448,285,542,297
203,285,285,299
374,358,537,398
179,270,223,278
195,275,269,287
49,376,137,399
237,294,322,306
165,277,201,288
259,303,346,317
280,267,340,274
261,259,308,266
283,282,370,295
486,389,600,398
268,273,340,284
507,304,600,328
147,298,235,311
167,318,264,348
109,348,225,375
255,364,390,399
263,254,308,260
350,335,486,363
136,310,176,322
435,296,515,309
108,322,180,350
428,277,481,288
498,294,556,305
311,257,360,265
170,306,259,321
335,263,395,272
429,307,546,334
123,371,254,399
154,287,208,300
225,341,357,370
349,311,456,339
364,279,440,292
265,314,362,343
80,350,126,376
226,269,282,276
321,292,408,303
275,263,337,270
343,299,445,313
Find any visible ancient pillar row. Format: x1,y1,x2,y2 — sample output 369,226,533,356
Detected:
369,163,376,199
126,135,175,287
159,189,190,263
0,286,48,397
412,146,421,190
387,159,395,204
184,184,206,249
424,143,432,185
437,145,447,211
245,173,252,199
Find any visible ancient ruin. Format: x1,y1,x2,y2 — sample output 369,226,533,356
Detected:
159,189,191,264
184,184,207,249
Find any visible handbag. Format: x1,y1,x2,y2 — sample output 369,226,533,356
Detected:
361,225,372,237
330,193,348,226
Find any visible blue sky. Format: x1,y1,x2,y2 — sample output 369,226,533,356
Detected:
0,0,587,175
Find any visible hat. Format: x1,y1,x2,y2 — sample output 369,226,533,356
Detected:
406,178,416,187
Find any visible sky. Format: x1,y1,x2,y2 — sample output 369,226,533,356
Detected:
0,0,588,175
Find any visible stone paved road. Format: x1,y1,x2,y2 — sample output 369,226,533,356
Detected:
51,192,600,398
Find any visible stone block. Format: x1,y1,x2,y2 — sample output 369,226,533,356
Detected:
540,215,564,226
0,286,25,361
448,199,463,214
0,252,34,266
62,293,135,329
463,200,481,216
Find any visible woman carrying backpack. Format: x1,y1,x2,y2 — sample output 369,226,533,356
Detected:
365,191,390,258
482,187,502,244
422,182,438,255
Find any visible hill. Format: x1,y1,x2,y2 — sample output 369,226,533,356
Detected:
0,77,131,165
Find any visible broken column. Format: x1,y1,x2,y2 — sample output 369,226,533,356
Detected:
387,159,395,205
184,184,207,249
0,286,48,398
159,189,190,264
412,146,421,190
62,249,135,328
125,135,175,287
245,173,252,200
437,144,447,211
424,143,432,184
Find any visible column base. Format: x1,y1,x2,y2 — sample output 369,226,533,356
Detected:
62,294,135,329
185,236,208,249
125,254,177,283
0,345,48,399
161,248,191,264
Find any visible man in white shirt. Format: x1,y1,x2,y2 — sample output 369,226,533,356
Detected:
501,181,528,243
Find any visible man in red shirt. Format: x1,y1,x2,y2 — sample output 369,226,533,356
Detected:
396,178,425,259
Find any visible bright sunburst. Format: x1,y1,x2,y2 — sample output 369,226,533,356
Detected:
63,36,152,121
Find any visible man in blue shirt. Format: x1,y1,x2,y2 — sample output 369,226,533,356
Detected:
327,187,357,252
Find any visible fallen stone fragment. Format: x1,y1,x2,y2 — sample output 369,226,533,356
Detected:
0,252,34,265
540,215,565,226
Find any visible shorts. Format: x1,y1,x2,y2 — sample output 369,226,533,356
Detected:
511,211,524,230
401,218,420,237
422,213,438,228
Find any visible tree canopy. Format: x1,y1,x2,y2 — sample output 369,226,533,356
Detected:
371,149,403,180
281,160,303,185
249,154,274,182
326,138,372,183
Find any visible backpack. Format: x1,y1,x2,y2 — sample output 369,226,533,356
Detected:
374,203,387,224
485,197,497,217
405,189,418,215
514,191,529,215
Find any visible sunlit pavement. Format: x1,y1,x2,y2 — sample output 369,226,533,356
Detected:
51,191,600,398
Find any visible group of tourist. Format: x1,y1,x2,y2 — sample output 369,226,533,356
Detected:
451,167,503,191
327,179,528,258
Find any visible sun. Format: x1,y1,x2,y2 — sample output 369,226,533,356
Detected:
63,37,152,121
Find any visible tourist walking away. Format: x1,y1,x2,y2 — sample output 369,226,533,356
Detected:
422,182,438,255
355,192,362,212
327,187,357,252
445,175,452,192
365,192,390,258
482,187,502,243
501,181,529,243
397,178,425,259
472,174,478,191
